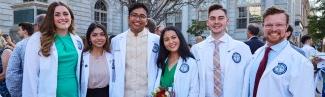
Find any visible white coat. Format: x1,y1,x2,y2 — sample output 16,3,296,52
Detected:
242,42,315,97
22,32,84,97
109,29,160,97
191,33,252,97
153,57,199,97
80,51,113,97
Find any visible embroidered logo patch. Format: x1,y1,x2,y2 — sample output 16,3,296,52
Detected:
152,43,159,53
273,63,287,75
77,40,82,50
232,52,241,63
179,63,189,73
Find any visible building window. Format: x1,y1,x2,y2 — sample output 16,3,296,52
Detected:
236,5,261,29
166,11,182,31
94,0,107,28
237,7,247,29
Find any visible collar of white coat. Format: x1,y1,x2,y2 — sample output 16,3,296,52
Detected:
266,40,288,53
127,28,149,37
206,32,230,44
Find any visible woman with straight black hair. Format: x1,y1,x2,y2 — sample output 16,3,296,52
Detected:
153,26,199,97
80,23,112,97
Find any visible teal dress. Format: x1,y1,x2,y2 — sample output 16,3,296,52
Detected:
55,34,78,97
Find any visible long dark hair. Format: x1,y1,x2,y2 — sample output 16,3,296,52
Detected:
156,26,195,71
40,1,75,57
83,23,110,52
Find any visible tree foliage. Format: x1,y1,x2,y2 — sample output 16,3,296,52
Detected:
187,20,207,36
115,0,205,25
308,0,325,41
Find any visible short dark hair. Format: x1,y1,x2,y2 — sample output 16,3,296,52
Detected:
128,3,149,16
263,6,289,24
208,4,227,16
301,35,312,44
84,23,110,52
247,24,259,36
18,22,34,36
157,26,195,75
286,25,293,38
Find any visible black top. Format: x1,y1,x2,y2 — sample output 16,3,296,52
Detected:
244,37,265,54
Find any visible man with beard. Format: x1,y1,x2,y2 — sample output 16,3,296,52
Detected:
191,4,252,97
109,3,160,97
242,7,314,97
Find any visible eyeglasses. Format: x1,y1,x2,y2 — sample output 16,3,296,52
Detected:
130,13,147,20
264,23,287,29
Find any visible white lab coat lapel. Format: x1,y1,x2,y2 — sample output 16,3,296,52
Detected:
260,44,288,80
147,33,159,95
81,52,90,97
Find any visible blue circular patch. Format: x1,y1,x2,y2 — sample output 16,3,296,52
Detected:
152,43,159,53
77,40,82,50
232,52,241,63
273,63,287,75
179,63,189,73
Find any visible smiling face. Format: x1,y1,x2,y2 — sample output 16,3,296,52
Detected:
207,9,229,35
54,5,72,32
90,27,107,48
163,30,180,53
128,8,148,34
263,13,288,46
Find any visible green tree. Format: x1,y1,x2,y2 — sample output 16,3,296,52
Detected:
308,0,325,50
187,20,207,36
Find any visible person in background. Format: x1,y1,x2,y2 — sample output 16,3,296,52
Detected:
33,14,46,32
155,25,165,36
244,24,264,54
195,35,205,44
2,34,15,49
6,22,34,97
301,35,318,58
285,25,305,56
22,1,83,97
80,23,112,97
146,18,156,33
0,35,12,97
153,26,199,97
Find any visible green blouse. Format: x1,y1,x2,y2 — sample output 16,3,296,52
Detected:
55,34,78,97
159,62,177,89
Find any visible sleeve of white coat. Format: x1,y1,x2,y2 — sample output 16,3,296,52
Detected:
22,36,40,97
190,45,205,97
188,58,199,97
289,59,315,97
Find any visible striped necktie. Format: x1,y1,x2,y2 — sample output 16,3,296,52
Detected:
213,40,222,96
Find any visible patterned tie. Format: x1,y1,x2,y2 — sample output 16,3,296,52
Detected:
253,47,272,97
213,40,222,96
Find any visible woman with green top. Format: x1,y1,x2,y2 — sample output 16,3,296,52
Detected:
22,1,83,97
80,23,112,97
153,26,199,97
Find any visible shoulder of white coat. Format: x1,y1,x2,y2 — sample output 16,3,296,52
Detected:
29,32,41,41
105,51,113,58
83,51,90,56
186,57,198,65
112,31,127,42
149,33,160,43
